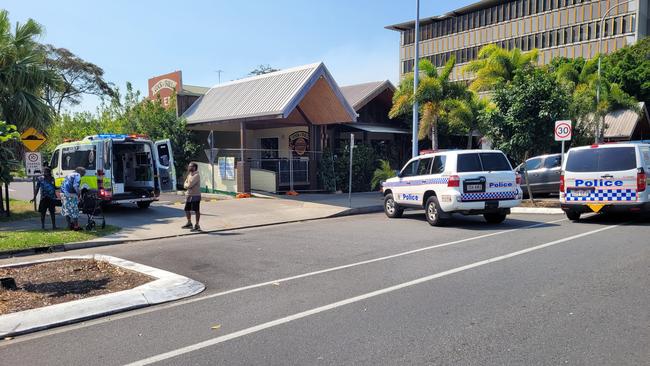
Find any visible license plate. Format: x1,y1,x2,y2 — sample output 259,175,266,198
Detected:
466,184,483,192
570,189,591,197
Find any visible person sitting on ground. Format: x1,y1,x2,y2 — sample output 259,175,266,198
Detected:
61,167,86,231
182,162,202,232
30,167,58,230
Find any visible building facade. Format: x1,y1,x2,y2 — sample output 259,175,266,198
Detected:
387,0,650,81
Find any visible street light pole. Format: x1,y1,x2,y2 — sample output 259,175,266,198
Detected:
596,0,633,143
412,0,420,158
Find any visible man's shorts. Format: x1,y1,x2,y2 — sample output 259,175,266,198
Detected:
184,196,201,212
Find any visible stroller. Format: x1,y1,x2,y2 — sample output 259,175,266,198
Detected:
80,191,106,231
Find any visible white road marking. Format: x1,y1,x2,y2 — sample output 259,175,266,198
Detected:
125,221,623,365
2,217,566,345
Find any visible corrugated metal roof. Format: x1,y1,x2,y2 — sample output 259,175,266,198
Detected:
340,80,395,111
604,102,647,138
182,62,356,125
180,84,209,96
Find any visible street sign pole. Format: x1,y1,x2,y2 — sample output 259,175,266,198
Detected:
349,133,354,208
554,120,572,163
209,130,215,193
32,177,37,211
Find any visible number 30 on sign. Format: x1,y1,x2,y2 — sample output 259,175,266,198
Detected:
554,120,572,142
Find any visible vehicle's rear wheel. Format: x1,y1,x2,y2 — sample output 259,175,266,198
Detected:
425,196,446,226
565,210,581,221
484,213,507,224
137,201,151,209
384,193,403,218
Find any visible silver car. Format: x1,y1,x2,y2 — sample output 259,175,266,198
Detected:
516,153,563,196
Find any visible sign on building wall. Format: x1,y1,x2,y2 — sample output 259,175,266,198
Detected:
148,71,182,108
289,131,309,157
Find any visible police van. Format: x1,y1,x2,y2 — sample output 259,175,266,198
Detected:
382,150,522,226
49,134,176,208
560,142,650,221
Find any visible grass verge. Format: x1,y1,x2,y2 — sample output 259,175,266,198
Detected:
0,199,40,223
0,225,120,252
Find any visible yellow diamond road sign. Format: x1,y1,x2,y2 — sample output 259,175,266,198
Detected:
20,128,46,151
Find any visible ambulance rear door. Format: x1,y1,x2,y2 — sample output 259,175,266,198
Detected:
153,139,177,193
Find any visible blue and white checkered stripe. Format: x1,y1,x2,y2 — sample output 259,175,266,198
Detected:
460,191,518,201
382,177,449,188
566,189,637,202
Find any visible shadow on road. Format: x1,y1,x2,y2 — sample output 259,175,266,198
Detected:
398,211,562,231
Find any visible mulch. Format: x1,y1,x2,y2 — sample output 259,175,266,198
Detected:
520,199,561,208
0,259,153,315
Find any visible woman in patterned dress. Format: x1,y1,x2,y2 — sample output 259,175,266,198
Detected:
61,167,86,230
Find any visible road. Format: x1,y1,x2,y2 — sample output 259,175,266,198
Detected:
1,211,648,365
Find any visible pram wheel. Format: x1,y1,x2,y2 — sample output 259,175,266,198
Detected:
100,219,106,229
86,220,96,231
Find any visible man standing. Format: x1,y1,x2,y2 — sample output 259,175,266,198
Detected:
182,162,201,232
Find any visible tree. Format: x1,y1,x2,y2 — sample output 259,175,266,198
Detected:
371,160,396,190
41,45,116,114
480,68,569,164
550,56,638,143
0,120,20,215
462,44,539,92
0,10,60,131
390,57,466,149
603,37,650,104
248,64,279,76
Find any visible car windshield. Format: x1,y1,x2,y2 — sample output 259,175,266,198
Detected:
565,147,637,172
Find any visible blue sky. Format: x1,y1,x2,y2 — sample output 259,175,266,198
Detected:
5,0,475,112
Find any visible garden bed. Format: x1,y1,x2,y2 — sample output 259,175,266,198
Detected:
0,258,153,315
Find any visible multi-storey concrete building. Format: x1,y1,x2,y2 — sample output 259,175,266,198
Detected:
387,0,649,81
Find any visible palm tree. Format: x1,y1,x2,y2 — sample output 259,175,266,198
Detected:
390,57,465,150
371,160,396,190
552,57,637,142
444,92,491,149
462,44,539,92
0,10,60,131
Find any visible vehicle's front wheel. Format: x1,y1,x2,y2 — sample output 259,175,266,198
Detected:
425,196,447,226
137,201,152,209
384,193,403,218
484,213,507,224
565,210,581,221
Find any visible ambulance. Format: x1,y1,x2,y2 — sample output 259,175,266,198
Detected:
382,150,522,226
49,134,176,208
560,142,650,221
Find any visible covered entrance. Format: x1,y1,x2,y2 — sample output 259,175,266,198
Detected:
182,62,357,193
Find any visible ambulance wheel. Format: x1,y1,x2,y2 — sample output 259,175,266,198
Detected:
384,193,403,218
137,201,151,209
484,213,507,224
425,196,446,226
566,210,581,221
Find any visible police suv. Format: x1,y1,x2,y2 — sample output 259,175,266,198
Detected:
382,150,523,226
560,142,650,221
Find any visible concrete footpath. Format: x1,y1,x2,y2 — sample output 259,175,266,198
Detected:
83,192,384,245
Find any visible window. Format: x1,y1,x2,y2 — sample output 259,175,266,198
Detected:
431,156,446,174
579,25,585,41
492,6,498,23
49,149,60,169
622,16,628,33
587,23,592,39
565,27,571,44
417,158,432,175
604,19,610,37
62,146,96,171
525,157,543,171
457,154,483,172
156,143,170,167
544,155,562,169
260,138,279,159
566,147,637,172
400,160,419,177
596,22,601,38
613,17,619,35
480,153,512,171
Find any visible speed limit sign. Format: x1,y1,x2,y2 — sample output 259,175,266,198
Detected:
554,120,572,141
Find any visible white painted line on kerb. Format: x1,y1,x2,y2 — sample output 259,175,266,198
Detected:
3,217,566,345
125,221,622,366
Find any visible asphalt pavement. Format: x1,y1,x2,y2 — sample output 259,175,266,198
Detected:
0,211,648,365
